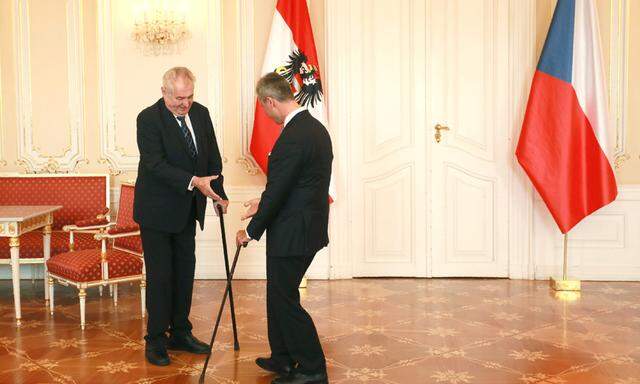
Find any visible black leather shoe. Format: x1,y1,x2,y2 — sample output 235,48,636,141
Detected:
167,333,209,354
145,348,170,366
255,357,293,376
271,371,328,384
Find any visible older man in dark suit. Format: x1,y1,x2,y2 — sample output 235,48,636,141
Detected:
134,67,228,366
237,72,332,384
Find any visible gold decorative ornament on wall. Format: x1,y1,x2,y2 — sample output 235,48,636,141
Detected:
72,158,90,170
16,157,88,174
236,157,260,176
43,159,62,173
614,153,631,169
115,146,132,157
98,158,123,176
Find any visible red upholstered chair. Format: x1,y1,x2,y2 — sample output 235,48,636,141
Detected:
46,183,145,330
0,174,109,300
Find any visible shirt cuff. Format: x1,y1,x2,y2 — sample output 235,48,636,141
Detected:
244,229,252,240
188,176,195,191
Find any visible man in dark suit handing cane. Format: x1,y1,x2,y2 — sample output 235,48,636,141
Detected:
237,72,332,384
134,67,228,366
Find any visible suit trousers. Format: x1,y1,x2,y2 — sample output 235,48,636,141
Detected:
141,199,197,349
266,253,326,374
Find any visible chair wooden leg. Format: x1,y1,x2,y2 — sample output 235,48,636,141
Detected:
113,284,118,306
43,265,49,302
140,280,146,318
79,288,86,330
99,285,103,296
43,226,51,301
48,278,54,315
109,284,113,297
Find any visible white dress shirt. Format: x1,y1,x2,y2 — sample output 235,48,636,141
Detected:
175,113,198,152
174,113,198,191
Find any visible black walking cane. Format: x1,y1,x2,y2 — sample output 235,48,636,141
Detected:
199,242,246,384
216,204,240,351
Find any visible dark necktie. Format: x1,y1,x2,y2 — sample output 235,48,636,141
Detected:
176,115,197,158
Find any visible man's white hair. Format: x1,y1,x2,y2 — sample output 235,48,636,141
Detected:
162,67,196,94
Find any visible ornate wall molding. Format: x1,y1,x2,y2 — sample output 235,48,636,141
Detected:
508,0,537,280
0,46,6,167
610,0,629,161
97,0,224,174
324,0,354,278
236,0,260,175
205,0,225,162
13,0,86,173
97,0,136,174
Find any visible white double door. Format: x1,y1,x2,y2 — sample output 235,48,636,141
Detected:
345,0,519,277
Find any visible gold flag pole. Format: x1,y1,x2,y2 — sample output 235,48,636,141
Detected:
563,234,568,280
550,233,581,291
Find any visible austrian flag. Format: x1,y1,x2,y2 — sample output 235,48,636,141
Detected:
516,0,617,233
250,0,335,201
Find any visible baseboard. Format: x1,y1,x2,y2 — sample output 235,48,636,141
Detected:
535,265,640,281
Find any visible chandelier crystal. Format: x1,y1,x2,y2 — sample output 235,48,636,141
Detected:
132,8,189,56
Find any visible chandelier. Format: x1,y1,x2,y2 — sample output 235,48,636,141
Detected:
132,8,189,56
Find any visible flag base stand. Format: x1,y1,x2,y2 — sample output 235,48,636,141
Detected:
549,277,581,291
299,277,308,289
552,289,581,302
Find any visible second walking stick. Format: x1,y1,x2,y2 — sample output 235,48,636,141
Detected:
199,243,245,383
216,203,240,351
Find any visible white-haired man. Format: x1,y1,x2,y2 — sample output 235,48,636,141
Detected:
134,67,228,366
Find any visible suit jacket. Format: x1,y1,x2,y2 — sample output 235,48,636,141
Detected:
133,98,227,233
247,110,333,257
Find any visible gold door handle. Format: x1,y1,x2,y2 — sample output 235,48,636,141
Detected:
434,124,450,143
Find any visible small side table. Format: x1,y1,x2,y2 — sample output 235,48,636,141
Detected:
0,205,62,326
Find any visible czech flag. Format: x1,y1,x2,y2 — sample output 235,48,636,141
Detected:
516,0,617,233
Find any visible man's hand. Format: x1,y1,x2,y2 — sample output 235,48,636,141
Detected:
236,230,251,247
192,175,222,201
241,198,261,221
214,200,229,216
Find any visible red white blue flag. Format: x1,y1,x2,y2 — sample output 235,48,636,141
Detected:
516,0,617,233
250,0,335,201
